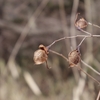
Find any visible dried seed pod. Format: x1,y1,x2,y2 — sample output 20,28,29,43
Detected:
33,44,49,65
39,44,49,54
75,18,88,29
68,48,81,67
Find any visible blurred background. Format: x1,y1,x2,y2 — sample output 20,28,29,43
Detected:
0,0,100,100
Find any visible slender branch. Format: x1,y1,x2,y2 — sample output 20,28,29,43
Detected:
77,27,91,35
88,22,100,29
47,34,100,49
81,60,100,76
49,49,68,62
47,35,79,49
76,66,100,85
92,35,100,37
49,49,100,85
78,36,87,47
76,36,86,54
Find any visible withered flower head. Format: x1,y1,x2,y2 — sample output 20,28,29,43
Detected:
75,18,88,29
33,44,49,65
68,48,81,67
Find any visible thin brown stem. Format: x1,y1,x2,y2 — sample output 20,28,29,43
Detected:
49,49,68,62
47,36,78,49
78,36,87,47
45,60,51,69
49,49,100,85
92,35,100,37
88,22,100,29
76,66,100,85
47,35,85,49
77,27,91,35
47,34,100,49
81,60,100,76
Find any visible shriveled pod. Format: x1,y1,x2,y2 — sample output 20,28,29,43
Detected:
75,13,88,29
75,18,88,29
33,44,50,69
68,48,81,67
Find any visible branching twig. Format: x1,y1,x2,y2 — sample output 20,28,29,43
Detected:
88,22,100,29
49,49,100,85
47,34,100,49
76,66,100,85
78,36,87,47
77,27,91,35
49,49,68,62
81,60,100,76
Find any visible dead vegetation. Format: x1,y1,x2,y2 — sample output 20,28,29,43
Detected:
0,0,100,100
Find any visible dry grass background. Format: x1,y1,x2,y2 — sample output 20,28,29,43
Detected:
0,0,100,100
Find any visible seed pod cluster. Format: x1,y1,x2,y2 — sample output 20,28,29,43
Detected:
68,48,81,67
33,44,49,65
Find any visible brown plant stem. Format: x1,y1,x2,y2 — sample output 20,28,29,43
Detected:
49,49,68,62
88,22,100,29
49,49,100,85
77,27,91,35
47,34,100,49
81,60,100,76
76,66,100,85
77,36,86,47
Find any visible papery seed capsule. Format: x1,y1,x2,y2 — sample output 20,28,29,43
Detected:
75,18,88,29
33,45,49,65
34,49,48,64
68,49,81,67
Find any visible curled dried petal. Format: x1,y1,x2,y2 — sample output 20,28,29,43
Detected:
39,44,49,55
